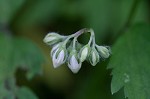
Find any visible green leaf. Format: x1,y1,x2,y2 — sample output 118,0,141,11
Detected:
12,38,44,79
0,77,16,99
16,86,38,99
0,0,25,24
0,34,44,99
0,35,13,81
108,24,150,99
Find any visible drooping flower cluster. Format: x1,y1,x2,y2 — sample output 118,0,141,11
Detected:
43,28,111,73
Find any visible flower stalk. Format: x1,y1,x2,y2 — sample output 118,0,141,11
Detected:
43,28,111,73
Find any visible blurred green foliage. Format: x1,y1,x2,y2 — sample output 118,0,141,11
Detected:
0,0,150,99
0,34,43,99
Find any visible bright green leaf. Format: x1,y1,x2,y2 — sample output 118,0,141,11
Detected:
108,24,150,99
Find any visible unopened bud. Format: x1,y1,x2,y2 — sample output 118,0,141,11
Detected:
51,43,61,57
89,47,99,66
96,45,111,58
43,32,64,46
51,45,68,68
79,44,90,62
68,50,81,73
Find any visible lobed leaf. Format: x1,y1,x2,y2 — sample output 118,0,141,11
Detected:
108,24,150,99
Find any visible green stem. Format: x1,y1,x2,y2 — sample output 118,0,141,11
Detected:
111,0,140,44
88,29,96,47
73,37,77,49
124,0,140,28
74,28,90,37
62,28,96,49
63,28,92,46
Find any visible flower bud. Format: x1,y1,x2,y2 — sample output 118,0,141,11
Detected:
68,50,81,73
89,47,99,66
51,45,68,68
43,32,65,46
79,44,90,62
96,45,111,59
51,43,61,57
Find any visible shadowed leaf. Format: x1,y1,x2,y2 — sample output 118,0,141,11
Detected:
0,34,44,99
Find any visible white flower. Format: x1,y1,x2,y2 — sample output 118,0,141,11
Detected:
51,43,60,57
68,50,81,73
89,47,100,66
43,32,64,45
52,48,66,68
96,45,111,59
68,55,81,73
43,28,111,73
79,44,90,62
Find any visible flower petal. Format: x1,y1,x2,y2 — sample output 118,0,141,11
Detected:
56,50,65,64
92,51,96,64
52,49,64,68
68,55,81,73
80,47,88,62
52,49,59,68
51,44,60,57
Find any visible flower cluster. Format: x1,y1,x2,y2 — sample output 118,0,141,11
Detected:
43,28,111,73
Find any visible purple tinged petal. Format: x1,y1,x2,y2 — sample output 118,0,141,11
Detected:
51,44,59,57
52,49,58,68
56,50,65,64
68,55,81,73
52,49,65,68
